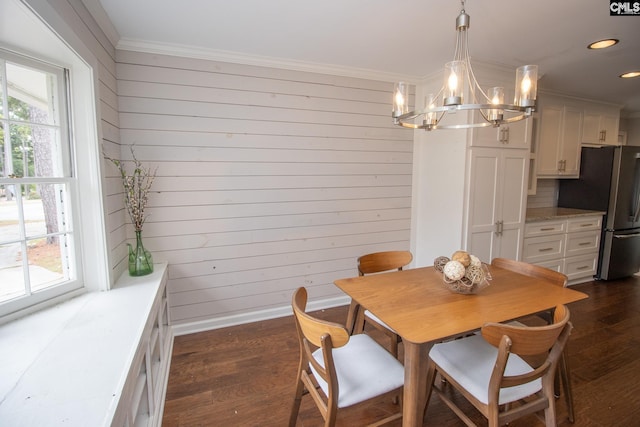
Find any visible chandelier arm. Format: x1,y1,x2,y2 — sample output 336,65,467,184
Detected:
463,31,489,103
477,107,492,123
432,109,447,127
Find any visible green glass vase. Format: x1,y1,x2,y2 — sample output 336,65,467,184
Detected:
128,230,154,276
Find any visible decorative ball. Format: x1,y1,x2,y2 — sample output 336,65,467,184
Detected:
451,250,471,267
465,264,485,284
434,256,450,272
469,254,482,268
443,260,465,281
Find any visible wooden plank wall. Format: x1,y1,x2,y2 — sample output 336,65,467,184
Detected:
114,51,414,325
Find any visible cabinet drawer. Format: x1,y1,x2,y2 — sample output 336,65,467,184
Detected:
567,216,602,232
525,220,566,237
535,259,565,274
565,254,598,281
566,230,600,257
523,235,565,262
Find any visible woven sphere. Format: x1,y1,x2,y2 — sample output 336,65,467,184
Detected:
443,260,465,281
469,254,482,268
465,264,485,284
451,250,471,267
434,256,450,272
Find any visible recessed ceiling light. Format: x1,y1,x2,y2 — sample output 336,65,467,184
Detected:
620,71,640,79
588,39,619,49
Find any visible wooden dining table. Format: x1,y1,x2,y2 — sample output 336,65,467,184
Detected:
334,264,588,427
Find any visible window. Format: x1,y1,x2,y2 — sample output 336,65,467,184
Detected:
0,49,82,317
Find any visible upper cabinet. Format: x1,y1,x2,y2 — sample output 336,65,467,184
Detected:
471,111,532,149
535,94,583,179
582,104,620,145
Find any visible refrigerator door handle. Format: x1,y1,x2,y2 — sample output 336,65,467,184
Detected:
631,155,640,222
614,232,640,239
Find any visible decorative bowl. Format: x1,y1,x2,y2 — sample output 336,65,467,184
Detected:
434,252,492,294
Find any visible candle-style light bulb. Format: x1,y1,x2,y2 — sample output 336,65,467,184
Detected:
395,89,405,108
448,71,458,94
393,82,409,117
520,75,531,100
425,93,437,127
443,61,464,105
515,65,537,107
487,87,504,122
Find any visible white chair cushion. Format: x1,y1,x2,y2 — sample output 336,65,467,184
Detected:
311,333,404,408
429,334,541,405
364,310,397,333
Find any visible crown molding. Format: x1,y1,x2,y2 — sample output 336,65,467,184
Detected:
116,38,421,84
79,0,120,48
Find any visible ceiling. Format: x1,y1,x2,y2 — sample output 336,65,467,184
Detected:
88,0,640,116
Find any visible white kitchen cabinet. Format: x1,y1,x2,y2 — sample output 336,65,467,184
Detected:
471,112,531,149
535,94,583,178
527,114,539,195
582,105,620,145
466,148,529,263
523,215,602,284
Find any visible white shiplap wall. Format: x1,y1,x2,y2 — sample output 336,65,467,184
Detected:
114,51,414,326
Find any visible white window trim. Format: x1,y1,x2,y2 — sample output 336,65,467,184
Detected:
0,0,110,323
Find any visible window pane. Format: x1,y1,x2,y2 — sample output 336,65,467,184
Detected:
0,242,25,303
9,124,62,178
0,189,21,244
0,70,4,119
0,183,73,298
1,184,72,242
6,62,55,126
27,233,71,293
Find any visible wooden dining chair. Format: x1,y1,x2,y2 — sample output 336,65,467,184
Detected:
345,250,413,358
289,287,404,427
491,257,575,422
424,305,572,427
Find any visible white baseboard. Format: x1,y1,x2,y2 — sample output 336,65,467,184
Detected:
171,295,351,336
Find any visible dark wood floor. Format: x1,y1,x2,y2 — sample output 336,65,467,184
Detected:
162,276,640,426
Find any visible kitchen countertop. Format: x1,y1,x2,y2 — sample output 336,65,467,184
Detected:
526,207,606,223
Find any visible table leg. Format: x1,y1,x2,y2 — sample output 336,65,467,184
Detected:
403,341,432,427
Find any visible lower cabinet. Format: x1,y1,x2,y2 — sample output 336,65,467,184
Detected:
113,267,172,427
523,215,602,283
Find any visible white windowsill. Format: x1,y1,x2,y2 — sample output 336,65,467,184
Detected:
0,263,168,426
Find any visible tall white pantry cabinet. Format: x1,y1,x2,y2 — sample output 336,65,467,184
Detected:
411,65,531,266
465,142,530,263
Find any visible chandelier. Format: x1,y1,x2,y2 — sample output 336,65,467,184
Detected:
392,0,538,130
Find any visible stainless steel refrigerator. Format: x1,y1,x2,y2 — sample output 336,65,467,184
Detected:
558,145,640,280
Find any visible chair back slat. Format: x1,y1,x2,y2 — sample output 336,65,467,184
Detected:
482,305,570,355
292,287,350,348
357,251,413,275
491,257,567,287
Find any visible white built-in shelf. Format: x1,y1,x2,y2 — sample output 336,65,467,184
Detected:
0,263,171,427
